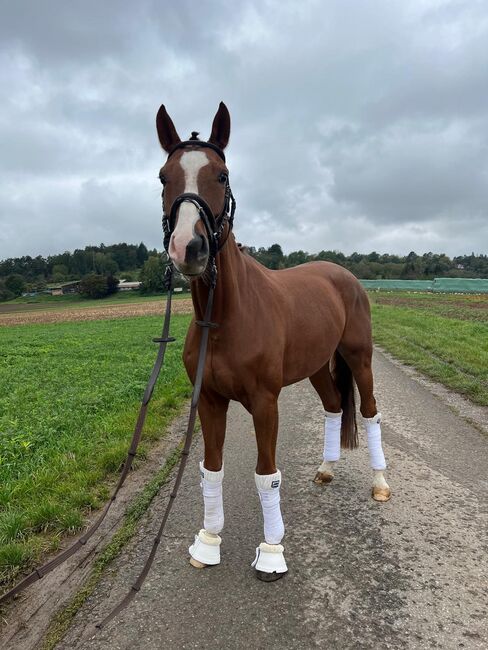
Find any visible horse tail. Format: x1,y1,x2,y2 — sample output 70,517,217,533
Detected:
332,351,358,449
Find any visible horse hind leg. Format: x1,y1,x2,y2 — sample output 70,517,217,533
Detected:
309,359,347,485
340,345,391,502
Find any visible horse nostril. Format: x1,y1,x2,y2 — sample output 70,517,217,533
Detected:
185,235,207,263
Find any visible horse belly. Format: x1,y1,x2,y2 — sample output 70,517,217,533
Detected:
282,332,338,385
281,298,345,385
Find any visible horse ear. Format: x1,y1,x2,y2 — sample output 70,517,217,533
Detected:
156,104,181,153
209,102,231,150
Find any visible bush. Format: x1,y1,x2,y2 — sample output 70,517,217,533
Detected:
106,275,120,295
5,274,26,297
140,256,165,294
0,287,15,302
79,274,109,299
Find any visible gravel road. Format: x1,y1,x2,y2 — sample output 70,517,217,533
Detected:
49,349,488,649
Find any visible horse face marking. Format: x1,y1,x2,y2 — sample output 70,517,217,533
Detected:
169,151,209,273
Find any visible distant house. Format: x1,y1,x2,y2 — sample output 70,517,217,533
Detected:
46,281,80,296
118,280,141,291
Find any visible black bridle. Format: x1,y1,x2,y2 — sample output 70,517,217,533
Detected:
162,139,236,286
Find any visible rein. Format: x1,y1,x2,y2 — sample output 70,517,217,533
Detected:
0,139,234,630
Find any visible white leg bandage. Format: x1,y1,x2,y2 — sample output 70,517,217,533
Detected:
323,409,342,461
200,461,224,534
363,413,387,470
255,470,284,545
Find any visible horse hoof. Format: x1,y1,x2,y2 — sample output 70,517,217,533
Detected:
372,486,391,502
255,569,287,582
314,471,334,484
189,557,207,569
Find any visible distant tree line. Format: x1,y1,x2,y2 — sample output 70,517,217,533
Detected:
0,242,150,282
0,242,152,301
1,241,487,301
248,245,488,279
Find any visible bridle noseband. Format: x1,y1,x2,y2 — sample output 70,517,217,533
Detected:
162,138,236,286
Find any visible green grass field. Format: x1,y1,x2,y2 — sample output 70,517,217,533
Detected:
369,291,488,406
0,314,192,585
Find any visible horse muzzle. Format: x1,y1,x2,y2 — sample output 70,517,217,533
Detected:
169,231,209,277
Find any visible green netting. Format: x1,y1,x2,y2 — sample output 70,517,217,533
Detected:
360,280,433,291
432,278,488,293
359,278,488,293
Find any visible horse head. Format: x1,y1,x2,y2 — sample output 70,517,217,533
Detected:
156,102,232,278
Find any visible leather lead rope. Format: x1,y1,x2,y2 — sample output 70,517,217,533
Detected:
96,285,216,629
0,266,176,606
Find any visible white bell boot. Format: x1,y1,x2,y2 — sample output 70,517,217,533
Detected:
314,409,342,484
363,413,391,502
251,542,288,582
189,529,222,568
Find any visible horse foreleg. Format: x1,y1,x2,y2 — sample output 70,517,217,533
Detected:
189,390,229,569
309,364,342,484
250,392,288,581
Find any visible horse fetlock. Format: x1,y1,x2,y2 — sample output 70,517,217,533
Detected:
371,470,391,502
189,529,221,568
314,460,336,484
252,542,288,581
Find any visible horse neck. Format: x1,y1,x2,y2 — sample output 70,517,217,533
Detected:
190,233,243,323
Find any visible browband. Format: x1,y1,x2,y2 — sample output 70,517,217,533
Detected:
167,140,226,162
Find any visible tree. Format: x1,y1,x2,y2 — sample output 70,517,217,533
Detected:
286,250,309,267
136,242,149,266
5,274,26,297
106,275,120,295
79,274,109,299
140,256,165,293
52,264,69,282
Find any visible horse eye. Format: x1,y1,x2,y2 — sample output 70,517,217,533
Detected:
218,172,228,184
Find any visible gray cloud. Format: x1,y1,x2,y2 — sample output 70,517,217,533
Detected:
0,0,487,259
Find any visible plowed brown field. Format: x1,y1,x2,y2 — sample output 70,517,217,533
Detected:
0,299,193,326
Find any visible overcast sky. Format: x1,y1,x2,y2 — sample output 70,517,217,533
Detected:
1,0,487,260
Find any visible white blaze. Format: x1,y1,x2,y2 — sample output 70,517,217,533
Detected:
169,150,208,263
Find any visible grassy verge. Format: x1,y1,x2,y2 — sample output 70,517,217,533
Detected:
0,314,192,586
370,299,488,406
39,445,182,650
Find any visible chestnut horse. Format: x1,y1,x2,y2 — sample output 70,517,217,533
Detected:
156,103,391,581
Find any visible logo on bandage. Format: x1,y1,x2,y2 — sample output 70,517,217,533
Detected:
271,479,280,488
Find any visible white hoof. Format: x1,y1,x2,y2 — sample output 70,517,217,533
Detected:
251,542,288,580
314,460,336,484
372,470,391,502
189,529,221,567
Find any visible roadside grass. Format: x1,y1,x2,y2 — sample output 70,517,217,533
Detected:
370,296,488,406
0,314,192,586
39,445,182,650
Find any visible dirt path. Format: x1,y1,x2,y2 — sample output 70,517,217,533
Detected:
0,299,193,326
50,349,487,650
